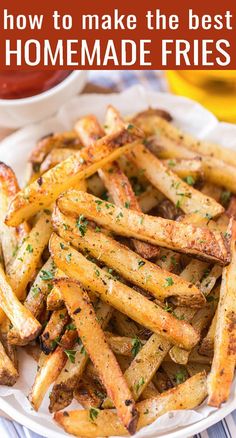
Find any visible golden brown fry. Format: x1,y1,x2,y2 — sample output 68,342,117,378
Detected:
0,339,18,386
0,163,29,269
40,148,76,173
147,134,236,193
6,127,143,226
128,144,223,218
76,114,158,259
199,309,217,356
112,312,139,338
161,158,203,179
57,279,138,435
54,372,207,437
74,373,105,409
46,268,65,310
186,363,211,377
6,211,52,304
29,131,81,165
144,112,236,167
103,333,171,408
0,265,41,343
152,370,173,393
29,328,78,411
208,220,236,407
50,233,199,350
137,186,163,213
104,332,135,357
57,190,230,265
40,308,69,355
53,207,205,307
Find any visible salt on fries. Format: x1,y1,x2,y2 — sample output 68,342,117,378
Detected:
0,103,235,437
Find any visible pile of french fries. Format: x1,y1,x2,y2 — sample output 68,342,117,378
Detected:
0,103,236,437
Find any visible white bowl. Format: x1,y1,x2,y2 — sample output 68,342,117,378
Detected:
0,70,87,128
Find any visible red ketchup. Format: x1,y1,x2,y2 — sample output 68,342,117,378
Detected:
0,71,72,99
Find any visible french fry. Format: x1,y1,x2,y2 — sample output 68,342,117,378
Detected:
53,207,205,307
76,114,159,259
50,233,199,350
103,333,171,408
40,148,76,173
142,111,236,167
162,362,189,387
46,268,65,310
0,265,41,343
6,127,143,226
152,370,173,393
74,373,105,409
161,158,203,180
137,186,163,213
29,131,81,166
208,220,236,407
56,279,138,435
0,339,18,386
57,190,230,265
104,105,223,217
128,144,223,218
139,382,159,400
6,211,52,303
199,309,217,356
40,308,69,355
54,372,207,437
112,312,139,338
147,134,236,193
186,362,211,377
49,301,112,413
29,328,78,411
0,163,29,269
104,332,136,357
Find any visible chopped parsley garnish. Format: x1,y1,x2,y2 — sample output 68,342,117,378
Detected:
95,200,103,211
26,244,33,253
60,242,67,250
76,214,88,237
127,124,134,130
220,190,231,206
94,267,100,277
89,407,99,421
40,270,54,281
184,175,195,186
95,226,101,233
135,377,145,392
66,253,72,263
131,337,142,357
138,260,145,269
64,349,76,363
164,277,174,287
124,201,130,209
168,159,176,167
66,323,76,331
31,286,40,297
175,370,187,385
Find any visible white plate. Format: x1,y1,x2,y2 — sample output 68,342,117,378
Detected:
0,85,236,438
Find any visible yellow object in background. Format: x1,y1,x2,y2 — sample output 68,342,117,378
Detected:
166,70,236,122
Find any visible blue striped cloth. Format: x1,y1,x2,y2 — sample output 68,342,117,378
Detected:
1,70,235,438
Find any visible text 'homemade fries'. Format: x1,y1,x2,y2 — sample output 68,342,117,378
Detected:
0,103,235,437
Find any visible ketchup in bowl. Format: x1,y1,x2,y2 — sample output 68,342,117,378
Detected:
0,71,72,100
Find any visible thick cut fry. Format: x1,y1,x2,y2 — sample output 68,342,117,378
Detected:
104,332,135,356
0,339,18,386
208,220,236,407
147,135,236,194
103,333,171,408
74,374,105,409
53,208,205,307
6,127,143,226
199,310,217,356
112,312,139,338
137,186,163,213
49,301,112,413
29,328,78,411
104,105,223,217
57,190,230,265
76,114,158,259
161,158,203,179
143,111,236,168
46,268,65,310
128,144,223,218
0,265,41,343
57,279,138,435
6,211,52,302
54,372,207,437
40,308,69,354
0,163,29,269
40,148,76,173
29,131,81,165
50,234,199,350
